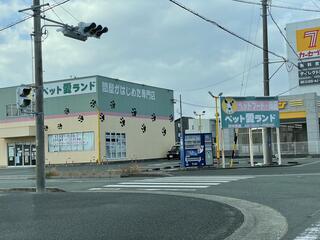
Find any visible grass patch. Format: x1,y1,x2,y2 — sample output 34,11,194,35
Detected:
45,167,60,178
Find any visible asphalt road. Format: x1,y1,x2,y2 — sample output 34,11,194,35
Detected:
0,192,243,240
1,157,320,239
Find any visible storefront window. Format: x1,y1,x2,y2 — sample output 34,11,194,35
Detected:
106,132,126,159
48,131,94,152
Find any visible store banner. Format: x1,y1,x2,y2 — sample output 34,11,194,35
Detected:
220,96,280,129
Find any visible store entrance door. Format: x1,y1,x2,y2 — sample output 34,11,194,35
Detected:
7,143,36,167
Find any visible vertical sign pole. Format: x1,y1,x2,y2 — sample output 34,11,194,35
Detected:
262,128,267,165
215,97,220,165
249,128,254,167
221,128,225,168
179,94,185,168
276,127,282,165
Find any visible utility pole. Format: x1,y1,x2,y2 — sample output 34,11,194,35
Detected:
262,0,272,165
33,0,45,192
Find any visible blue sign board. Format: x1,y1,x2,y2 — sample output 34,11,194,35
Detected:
220,96,280,129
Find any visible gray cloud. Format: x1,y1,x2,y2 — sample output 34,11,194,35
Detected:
0,0,318,118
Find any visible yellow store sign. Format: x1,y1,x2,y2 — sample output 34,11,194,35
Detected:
296,27,320,52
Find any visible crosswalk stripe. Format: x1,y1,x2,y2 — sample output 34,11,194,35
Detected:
103,184,209,188
89,175,255,192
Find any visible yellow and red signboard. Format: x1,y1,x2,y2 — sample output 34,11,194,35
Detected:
296,27,320,52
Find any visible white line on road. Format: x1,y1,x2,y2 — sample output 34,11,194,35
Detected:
294,161,320,168
119,182,221,185
294,222,320,240
103,184,209,188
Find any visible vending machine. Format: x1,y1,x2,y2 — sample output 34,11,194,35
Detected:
183,133,213,167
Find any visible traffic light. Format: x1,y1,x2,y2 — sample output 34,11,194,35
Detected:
78,22,108,38
16,86,33,109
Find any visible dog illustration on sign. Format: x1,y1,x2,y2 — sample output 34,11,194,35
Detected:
222,98,237,114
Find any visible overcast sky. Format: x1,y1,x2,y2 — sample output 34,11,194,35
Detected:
0,0,319,118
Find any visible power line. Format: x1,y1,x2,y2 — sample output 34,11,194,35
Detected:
0,16,33,32
176,100,215,109
0,0,71,33
276,84,299,96
231,0,320,12
269,62,285,80
52,0,80,22
168,0,287,61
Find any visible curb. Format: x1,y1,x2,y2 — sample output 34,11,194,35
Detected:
0,187,65,192
103,190,288,240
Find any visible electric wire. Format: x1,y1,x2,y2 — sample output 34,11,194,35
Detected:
0,0,71,33
269,62,285,80
231,0,320,12
240,4,255,96
52,0,80,22
176,100,215,109
168,0,287,61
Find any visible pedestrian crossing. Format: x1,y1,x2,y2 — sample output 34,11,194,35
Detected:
88,175,254,192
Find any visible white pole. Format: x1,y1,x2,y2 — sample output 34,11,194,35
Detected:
262,128,267,165
221,128,225,168
276,127,282,165
249,128,254,167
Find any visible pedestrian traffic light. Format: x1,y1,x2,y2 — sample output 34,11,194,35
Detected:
16,86,33,109
78,22,108,39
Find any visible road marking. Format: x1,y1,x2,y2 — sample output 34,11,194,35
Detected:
294,221,320,240
294,160,320,168
103,184,209,188
89,175,254,192
119,182,221,185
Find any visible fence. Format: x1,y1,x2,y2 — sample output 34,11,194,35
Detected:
237,141,320,157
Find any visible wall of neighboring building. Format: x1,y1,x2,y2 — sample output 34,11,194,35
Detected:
0,76,175,166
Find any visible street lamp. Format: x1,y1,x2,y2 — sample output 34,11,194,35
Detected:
208,91,223,165
193,110,206,133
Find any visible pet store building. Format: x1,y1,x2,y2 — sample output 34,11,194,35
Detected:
0,75,175,167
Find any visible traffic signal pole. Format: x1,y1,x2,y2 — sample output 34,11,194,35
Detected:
262,0,273,165
33,0,46,192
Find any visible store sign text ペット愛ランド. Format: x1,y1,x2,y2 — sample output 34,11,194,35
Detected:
220,97,280,129
43,78,96,98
